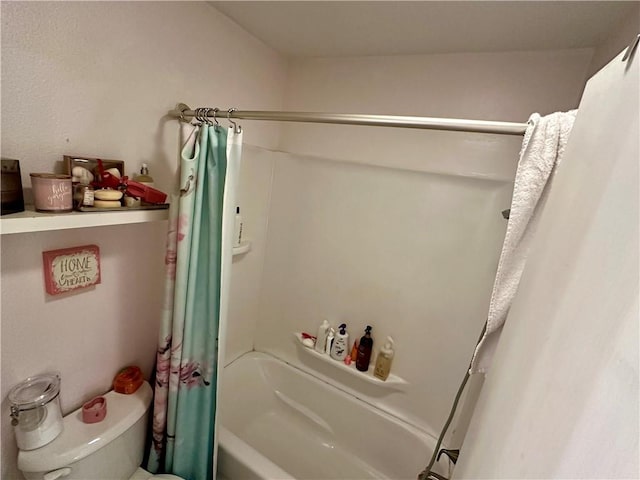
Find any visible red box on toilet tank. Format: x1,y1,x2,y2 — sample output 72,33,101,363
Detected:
42,245,101,295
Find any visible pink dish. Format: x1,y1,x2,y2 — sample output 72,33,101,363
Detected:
82,396,107,424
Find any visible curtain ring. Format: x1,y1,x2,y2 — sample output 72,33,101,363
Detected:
227,108,241,134
204,107,214,126
212,108,220,129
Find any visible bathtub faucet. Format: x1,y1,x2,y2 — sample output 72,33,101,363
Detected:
418,471,448,480
417,449,460,480
436,448,459,464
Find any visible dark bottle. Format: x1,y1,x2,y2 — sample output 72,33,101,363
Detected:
356,325,374,372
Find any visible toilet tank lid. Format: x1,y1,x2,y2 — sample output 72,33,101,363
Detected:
18,381,153,473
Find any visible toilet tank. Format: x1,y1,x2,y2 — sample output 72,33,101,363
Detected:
18,381,153,480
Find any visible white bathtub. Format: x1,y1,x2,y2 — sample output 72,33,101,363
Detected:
217,352,445,480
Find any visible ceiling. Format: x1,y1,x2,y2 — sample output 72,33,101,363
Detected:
211,1,637,58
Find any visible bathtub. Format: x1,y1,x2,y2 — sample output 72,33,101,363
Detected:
217,351,445,479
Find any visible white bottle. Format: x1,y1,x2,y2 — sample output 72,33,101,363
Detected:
315,319,330,353
330,323,350,361
234,206,243,247
325,328,335,355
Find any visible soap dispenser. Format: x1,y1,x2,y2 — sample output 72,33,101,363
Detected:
135,163,154,187
330,324,350,361
373,336,395,380
356,326,373,372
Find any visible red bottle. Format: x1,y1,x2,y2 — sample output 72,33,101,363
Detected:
356,326,373,372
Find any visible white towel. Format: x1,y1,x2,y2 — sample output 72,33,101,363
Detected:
470,110,577,374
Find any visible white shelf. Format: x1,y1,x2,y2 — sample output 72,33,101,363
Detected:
0,205,169,235
232,240,252,256
293,332,407,389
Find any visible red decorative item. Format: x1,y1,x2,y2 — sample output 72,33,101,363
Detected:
113,366,143,394
42,245,101,295
82,396,107,424
125,180,167,204
91,159,167,204
92,159,124,190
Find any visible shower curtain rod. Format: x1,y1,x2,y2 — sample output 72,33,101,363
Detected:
170,104,528,136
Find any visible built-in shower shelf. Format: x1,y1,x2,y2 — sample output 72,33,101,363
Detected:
293,332,408,388
232,240,251,256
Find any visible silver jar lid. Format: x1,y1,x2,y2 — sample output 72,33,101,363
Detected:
8,373,61,410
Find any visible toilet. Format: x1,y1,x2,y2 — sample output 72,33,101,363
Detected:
17,381,184,480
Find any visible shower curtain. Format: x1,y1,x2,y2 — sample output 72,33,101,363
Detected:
146,120,242,480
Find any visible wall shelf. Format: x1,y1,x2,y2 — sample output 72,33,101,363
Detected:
293,332,407,389
0,205,169,235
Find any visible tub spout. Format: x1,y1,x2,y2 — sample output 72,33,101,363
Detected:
437,448,459,465
418,471,448,480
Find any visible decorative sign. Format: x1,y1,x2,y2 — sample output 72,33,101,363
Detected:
43,245,101,295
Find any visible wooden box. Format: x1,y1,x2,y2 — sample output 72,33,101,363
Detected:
64,155,125,183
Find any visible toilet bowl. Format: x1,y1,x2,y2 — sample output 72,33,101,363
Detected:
17,381,185,480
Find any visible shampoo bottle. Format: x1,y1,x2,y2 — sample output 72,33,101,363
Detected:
315,319,330,353
325,328,335,355
373,337,395,381
234,206,243,247
356,326,373,372
330,323,350,361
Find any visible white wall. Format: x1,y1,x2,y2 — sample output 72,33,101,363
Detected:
253,49,594,438
280,49,593,180
0,223,166,476
587,2,640,77
256,152,511,436
226,145,276,363
0,2,285,478
454,48,638,479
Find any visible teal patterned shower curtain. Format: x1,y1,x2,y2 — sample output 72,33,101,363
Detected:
146,119,242,480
